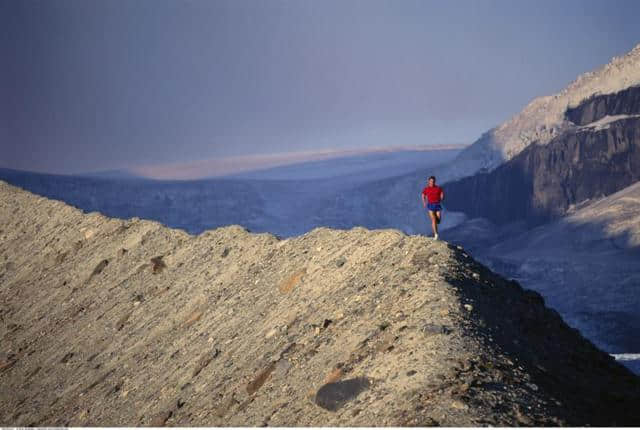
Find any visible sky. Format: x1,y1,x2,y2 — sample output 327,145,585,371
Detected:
2,0,640,175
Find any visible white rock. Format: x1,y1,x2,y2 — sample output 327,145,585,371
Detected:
265,328,278,338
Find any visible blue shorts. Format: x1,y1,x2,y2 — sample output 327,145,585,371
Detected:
427,203,442,212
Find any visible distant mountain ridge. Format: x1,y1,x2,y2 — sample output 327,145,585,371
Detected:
0,147,461,238
446,43,640,181
123,144,466,180
444,84,640,225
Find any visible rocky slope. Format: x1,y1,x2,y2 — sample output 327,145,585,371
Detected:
444,181,640,370
446,43,640,180
1,180,640,426
444,86,640,225
489,180,640,255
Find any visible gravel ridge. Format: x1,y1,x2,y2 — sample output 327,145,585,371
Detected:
1,179,639,426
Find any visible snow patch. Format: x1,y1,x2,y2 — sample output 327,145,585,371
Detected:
612,353,640,361
579,113,640,131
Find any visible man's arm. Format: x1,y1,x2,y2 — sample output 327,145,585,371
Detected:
421,192,426,207
440,189,444,201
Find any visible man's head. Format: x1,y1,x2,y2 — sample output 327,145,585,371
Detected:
427,176,436,186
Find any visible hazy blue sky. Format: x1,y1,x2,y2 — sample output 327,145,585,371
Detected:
2,0,640,174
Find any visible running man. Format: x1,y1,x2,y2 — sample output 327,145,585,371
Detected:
421,176,444,240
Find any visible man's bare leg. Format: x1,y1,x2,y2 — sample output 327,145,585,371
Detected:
428,211,439,239
436,210,442,225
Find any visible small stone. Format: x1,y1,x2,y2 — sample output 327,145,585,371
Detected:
422,324,451,336
406,370,417,376
422,417,439,426
213,395,237,418
184,310,204,327
149,410,172,426
314,327,321,336
323,367,343,384
0,359,16,371
375,334,396,353
314,377,370,412
246,362,276,395
464,304,473,312
266,328,278,339
279,270,305,293
335,257,347,268
378,322,390,331
459,359,472,372
133,301,141,307
150,256,167,274
275,359,292,377
90,259,109,278
192,351,217,377
515,407,533,425
451,400,468,410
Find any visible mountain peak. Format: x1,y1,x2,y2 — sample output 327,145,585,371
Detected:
448,42,640,180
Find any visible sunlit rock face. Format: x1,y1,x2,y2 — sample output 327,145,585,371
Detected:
444,86,640,226
444,43,640,182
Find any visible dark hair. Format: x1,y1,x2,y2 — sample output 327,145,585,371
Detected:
428,176,436,181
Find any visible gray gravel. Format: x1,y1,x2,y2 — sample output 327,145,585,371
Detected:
1,180,639,426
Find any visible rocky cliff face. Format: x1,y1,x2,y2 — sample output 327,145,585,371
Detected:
1,180,640,426
443,43,640,181
444,86,640,225
566,84,640,126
